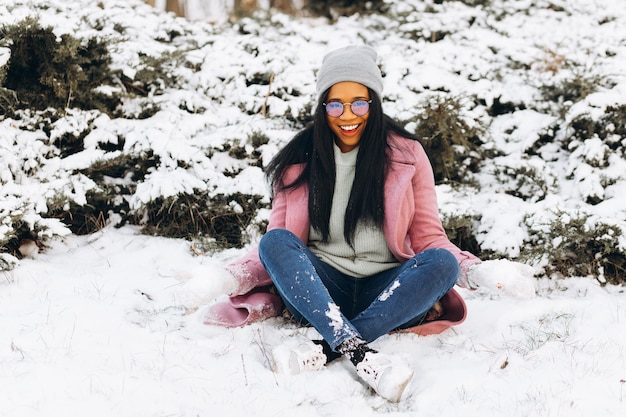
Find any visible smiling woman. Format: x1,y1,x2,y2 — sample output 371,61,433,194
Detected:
199,44,487,402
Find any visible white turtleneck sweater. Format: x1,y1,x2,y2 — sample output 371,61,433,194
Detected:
308,144,401,277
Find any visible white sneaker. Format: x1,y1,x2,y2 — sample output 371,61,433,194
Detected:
355,351,414,402
272,342,327,375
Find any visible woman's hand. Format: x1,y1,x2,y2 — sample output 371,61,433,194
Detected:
469,259,536,299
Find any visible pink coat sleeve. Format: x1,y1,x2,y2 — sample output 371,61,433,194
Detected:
203,175,296,327
387,137,481,288
223,183,289,295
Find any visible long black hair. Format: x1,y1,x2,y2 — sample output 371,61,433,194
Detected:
265,88,420,246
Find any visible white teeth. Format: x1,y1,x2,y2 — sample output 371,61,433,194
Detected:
340,124,358,131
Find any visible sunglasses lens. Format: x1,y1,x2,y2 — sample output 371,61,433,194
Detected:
325,102,344,117
351,100,370,116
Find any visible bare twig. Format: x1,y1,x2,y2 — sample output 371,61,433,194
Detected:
254,328,279,386
11,341,25,360
66,86,73,109
261,72,275,117
66,318,77,355
241,353,248,386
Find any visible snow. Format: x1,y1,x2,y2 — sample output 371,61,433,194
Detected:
1,0,626,415
2,227,626,416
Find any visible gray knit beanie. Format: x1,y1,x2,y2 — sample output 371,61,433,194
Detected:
316,45,383,101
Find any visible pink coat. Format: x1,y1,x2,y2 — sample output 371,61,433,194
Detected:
204,134,480,335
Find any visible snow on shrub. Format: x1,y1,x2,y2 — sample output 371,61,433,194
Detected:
0,0,624,283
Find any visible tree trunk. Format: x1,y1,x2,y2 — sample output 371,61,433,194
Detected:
234,0,258,17
271,0,296,14
166,0,186,17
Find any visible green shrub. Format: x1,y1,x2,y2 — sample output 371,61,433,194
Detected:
539,70,612,119
0,207,68,261
567,104,626,147
249,130,270,148
485,96,526,117
0,218,34,259
48,196,110,235
409,95,486,184
43,152,159,235
437,0,491,5
542,72,607,105
0,87,17,114
283,100,314,128
442,212,482,255
135,192,269,248
0,253,18,271
304,0,388,19
522,210,625,285
47,188,129,236
120,52,181,99
0,17,120,114
490,161,551,202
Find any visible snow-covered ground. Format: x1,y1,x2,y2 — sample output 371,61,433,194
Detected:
2,226,626,416
1,0,625,415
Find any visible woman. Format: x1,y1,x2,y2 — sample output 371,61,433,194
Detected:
200,45,530,402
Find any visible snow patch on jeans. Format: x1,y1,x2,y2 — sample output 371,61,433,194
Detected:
326,302,356,341
379,280,401,302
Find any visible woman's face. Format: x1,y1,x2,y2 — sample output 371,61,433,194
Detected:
324,81,370,153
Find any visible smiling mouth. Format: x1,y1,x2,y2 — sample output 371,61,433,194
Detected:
340,124,359,132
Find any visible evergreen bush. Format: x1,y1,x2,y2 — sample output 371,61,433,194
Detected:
567,104,626,147
305,0,387,19
442,212,482,255
539,70,611,118
434,0,490,5
0,216,31,259
136,192,268,248
0,87,17,114
56,153,160,235
490,161,551,202
0,17,121,114
409,95,486,184
523,210,625,285
47,189,127,236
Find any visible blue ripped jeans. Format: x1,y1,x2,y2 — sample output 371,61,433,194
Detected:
258,229,459,351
